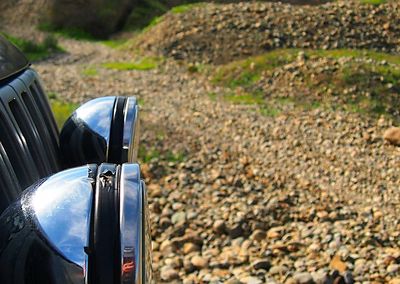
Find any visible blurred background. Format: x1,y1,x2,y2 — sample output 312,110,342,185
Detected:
1,0,400,283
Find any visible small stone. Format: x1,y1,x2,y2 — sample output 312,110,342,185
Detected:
267,227,283,239
213,219,226,234
240,276,262,284
251,229,266,241
160,239,173,254
160,266,179,281
269,265,288,275
311,270,328,284
343,272,354,284
191,255,208,269
330,255,347,273
251,259,271,270
383,127,400,146
225,278,243,284
387,264,400,274
183,242,200,254
293,272,313,284
171,211,186,224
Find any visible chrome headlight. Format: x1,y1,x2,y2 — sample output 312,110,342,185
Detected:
59,96,139,168
0,163,152,284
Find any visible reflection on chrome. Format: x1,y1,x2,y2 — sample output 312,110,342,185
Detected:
122,97,139,163
60,96,141,167
120,163,150,283
24,165,96,270
74,96,115,147
0,162,151,284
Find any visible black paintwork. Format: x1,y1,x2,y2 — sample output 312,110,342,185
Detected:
89,164,120,284
108,97,126,163
0,36,30,83
0,199,84,284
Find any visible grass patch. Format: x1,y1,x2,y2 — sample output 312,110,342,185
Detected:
138,145,185,163
260,105,281,117
213,49,299,88
50,100,78,128
1,32,62,61
171,3,204,14
137,98,145,106
38,23,96,41
101,38,128,48
124,0,168,31
359,0,386,5
212,48,400,119
213,49,400,89
102,57,161,71
208,92,217,101
224,91,264,105
82,67,98,76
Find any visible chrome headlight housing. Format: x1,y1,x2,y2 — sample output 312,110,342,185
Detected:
59,96,139,168
0,163,152,284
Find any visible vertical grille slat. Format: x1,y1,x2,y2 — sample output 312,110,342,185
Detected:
17,71,61,172
20,90,60,172
8,98,51,177
0,142,21,213
0,89,39,190
19,70,59,147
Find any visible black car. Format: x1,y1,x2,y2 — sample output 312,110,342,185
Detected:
0,35,152,284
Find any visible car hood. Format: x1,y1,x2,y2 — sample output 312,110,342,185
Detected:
0,35,30,83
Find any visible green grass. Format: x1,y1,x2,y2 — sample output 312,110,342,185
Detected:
0,32,63,61
137,98,145,106
224,91,265,105
212,48,400,120
82,67,98,76
124,0,168,31
38,23,96,41
359,0,386,5
101,38,128,49
138,145,185,163
213,49,299,88
171,3,204,14
102,57,161,71
50,100,78,128
124,1,204,31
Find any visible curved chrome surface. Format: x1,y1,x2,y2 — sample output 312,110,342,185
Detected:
23,164,96,272
122,97,140,163
119,163,150,283
59,97,116,167
74,96,115,158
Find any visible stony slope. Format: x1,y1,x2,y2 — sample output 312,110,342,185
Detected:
133,0,400,64
34,43,400,284
31,1,400,283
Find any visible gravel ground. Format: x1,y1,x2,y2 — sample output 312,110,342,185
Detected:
133,0,400,64
33,35,400,283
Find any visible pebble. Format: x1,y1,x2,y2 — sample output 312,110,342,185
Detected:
191,255,209,269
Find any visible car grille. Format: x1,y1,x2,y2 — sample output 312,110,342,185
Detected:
0,69,61,213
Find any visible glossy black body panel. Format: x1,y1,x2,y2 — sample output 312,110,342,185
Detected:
0,195,85,284
0,36,30,83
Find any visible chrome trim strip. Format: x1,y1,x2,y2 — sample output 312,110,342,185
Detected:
119,163,143,283
122,97,139,163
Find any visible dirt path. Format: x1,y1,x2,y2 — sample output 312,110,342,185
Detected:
35,38,400,283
